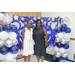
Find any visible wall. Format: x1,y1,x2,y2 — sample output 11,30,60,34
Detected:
9,12,41,17
42,12,75,38
0,12,41,24
42,12,75,61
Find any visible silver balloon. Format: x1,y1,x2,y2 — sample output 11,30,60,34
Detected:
61,38,67,44
12,39,18,45
55,37,61,42
5,39,13,48
62,53,68,58
66,38,70,43
3,12,13,24
55,52,61,58
64,17,69,24
0,40,4,47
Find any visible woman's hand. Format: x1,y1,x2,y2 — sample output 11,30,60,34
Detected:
33,40,35,45
45,42,47,47
43,28,48,47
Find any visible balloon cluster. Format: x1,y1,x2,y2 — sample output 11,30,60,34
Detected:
0,12,19,62
51,18,71,62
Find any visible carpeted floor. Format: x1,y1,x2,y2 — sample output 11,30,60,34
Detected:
44,54,53,62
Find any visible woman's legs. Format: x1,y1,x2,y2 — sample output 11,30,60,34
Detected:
36,56,40,62
41,56,44,62
36,56,44,62
24,56,28,62
24,55,31,62
28,55,31,62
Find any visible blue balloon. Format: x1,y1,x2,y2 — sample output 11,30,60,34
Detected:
0,47,2,53
0,24,3,32
65,27,71,33
56,42,62,48
5,24,13,32
51,54,57,61
3,25,5,31
1,46,9,55
64,57,68,60
10,45,19,54
57,57,63,62
61,24,67,31
63,43,69,49
56,27,61,33
12,25,17,32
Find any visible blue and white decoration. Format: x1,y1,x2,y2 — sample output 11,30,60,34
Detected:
10,15,58,52
0,12,59,62
0,12,19,62
52,18,71,62
0,12,71,62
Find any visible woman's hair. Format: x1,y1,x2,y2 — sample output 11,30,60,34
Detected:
27,20,32,24
35,19,42,28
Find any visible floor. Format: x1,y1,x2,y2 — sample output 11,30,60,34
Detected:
0,54,57,62
16,55,49,62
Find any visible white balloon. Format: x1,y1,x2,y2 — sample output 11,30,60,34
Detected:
50,46,54,51
12,58,17,62
8,32,17,40
13,53,18,58
18,49,23,55
59,48,65,53
0,53,6,61
0,13,4,21
62,53,68,58
55,52,61,58
63,33,70,39
46,47,50,51
0,31,8,40
5,53,14,62
0,40,4,47
54,46,60,52
64,49,69,53
61,38,67,44
57,33,64,39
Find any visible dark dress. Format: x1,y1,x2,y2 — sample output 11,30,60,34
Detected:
33,27,46,56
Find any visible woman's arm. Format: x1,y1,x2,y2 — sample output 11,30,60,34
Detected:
32,28,35,45
43,27,48,47
22,28,25,49
32,28,35,39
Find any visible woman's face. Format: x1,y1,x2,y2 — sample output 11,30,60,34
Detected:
37,21,41,28
27,21,32,28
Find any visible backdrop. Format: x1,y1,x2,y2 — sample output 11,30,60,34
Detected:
11,15,58,51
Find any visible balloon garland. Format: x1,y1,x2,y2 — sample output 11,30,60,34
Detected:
0,12,19,62
51,17,71,62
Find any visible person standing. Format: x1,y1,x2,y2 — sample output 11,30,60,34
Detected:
22,21,34,62
33,19,48,62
